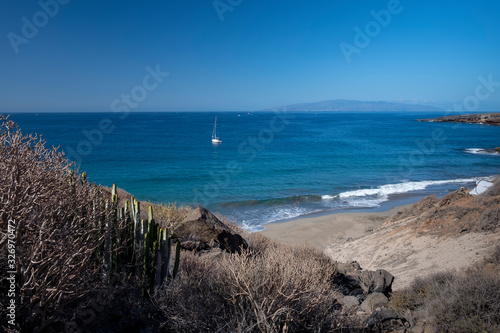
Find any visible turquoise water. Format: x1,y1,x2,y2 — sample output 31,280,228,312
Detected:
8,111,500,230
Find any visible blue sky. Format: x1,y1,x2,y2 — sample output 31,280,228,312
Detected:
1,0,499,112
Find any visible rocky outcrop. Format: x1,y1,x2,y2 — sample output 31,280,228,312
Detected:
335,262,408,329
358,269,394,295
335,262,394,296
360,292,389,313
340,296,359,308
418,112,500,126
173,206,248,254
384,180,500,235
364,308,409,330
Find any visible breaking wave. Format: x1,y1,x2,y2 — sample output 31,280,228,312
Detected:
465,148,500,156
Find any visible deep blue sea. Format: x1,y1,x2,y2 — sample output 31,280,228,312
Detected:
8,111,500,230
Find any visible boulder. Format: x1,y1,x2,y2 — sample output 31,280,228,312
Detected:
438,187,470,206
358,269,394,295
173,206,248,254
331,271,364,297
340,296,360,309
360,292,388,313
364,308,409,330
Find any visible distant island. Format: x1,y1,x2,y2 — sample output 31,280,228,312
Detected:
262,99,444,112
418,112,500,126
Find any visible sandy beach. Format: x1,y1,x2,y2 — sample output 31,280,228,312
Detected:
260,205,412,250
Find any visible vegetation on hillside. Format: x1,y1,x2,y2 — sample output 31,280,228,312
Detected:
1,114,499,332
0,115,346,332
390,246,500,333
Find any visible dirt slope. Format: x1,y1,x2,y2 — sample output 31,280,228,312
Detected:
325,178,500,290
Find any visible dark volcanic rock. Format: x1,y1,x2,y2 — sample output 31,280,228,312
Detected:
173,206,248,254
418,112,500,126
364,308,409,330
358,269,394,295
340,296,360,309
331,271,365,297
334,263,394,298
360,292,389,313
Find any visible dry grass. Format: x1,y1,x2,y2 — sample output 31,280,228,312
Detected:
157,243,341,332
150,202,191,229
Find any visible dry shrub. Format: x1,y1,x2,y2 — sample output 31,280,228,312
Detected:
245,230,277,253
0,116,109,332
390,268,500,333
158,244,340,332
425,270,500,333
150,202,191,229
222,245,339,332
390,272,455,312
485,244,500,266
155,251,229,332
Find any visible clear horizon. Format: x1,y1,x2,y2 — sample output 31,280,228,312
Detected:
2,0,500,112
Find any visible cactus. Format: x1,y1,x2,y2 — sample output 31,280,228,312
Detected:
173,240,181,279
160,229,171,282
101,186,181,294
154,247,162,287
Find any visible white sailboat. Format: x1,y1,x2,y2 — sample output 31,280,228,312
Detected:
211,116,221,144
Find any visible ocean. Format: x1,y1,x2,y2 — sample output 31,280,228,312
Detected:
8,111,500,230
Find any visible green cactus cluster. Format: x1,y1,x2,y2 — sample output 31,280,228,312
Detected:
102,183,180,294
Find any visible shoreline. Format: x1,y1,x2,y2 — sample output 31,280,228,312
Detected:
257,185,473,249
260,203,412,250
254,176,497,240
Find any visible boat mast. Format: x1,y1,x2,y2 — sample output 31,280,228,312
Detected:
213,116,217,138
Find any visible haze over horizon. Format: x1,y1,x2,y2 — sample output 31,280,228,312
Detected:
1,0,500,112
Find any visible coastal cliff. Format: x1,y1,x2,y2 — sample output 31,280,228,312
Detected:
418,112,500,126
